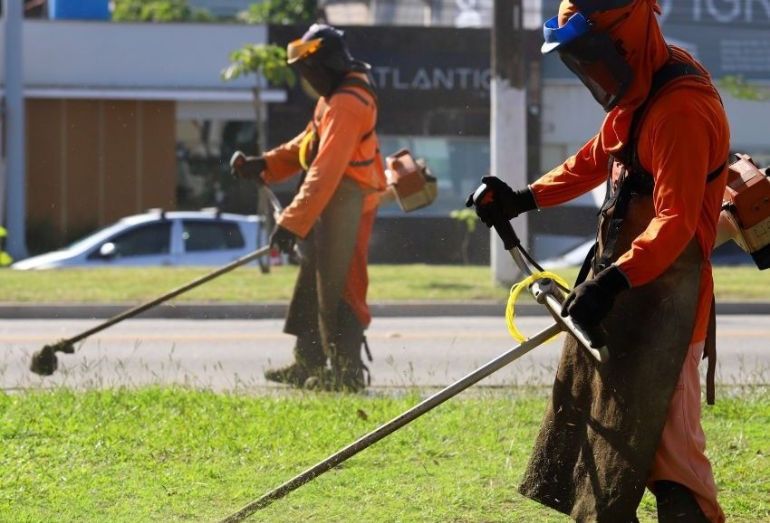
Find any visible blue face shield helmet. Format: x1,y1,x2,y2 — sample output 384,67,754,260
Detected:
541,11,634,111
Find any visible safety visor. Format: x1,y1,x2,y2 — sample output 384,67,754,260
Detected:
541,12,592,55
542,12,633,110
560,29,634,110
287,37,323,64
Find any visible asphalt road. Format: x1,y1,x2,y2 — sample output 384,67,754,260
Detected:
2,315,768,391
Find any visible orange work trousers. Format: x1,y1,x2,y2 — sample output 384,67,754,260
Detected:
648,339,725,522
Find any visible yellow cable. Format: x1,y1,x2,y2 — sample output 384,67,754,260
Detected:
505,271,571,342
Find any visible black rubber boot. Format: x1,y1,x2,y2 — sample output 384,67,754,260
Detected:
303,355,366,393
264,362,322,387
328,303,369,392
332,352,367,392
264,335,325,388
654,481,710,523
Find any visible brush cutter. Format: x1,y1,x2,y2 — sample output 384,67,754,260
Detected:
216,195,607,522
28,244,274,376
29,186,286,377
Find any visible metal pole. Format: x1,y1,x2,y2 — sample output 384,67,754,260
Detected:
491,0,527,284
0,98,6,224
3,0,28,259
219,322,563,523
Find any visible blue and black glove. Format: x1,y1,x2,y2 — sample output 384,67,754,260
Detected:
465,176,537,228
561,265,630,345
270,225,297,255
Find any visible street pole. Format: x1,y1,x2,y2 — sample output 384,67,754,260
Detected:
491,0,526,284
0,98,6,225
3,0,29,259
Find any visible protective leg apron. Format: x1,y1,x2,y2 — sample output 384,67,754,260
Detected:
283,178,367,379
519,183,704,521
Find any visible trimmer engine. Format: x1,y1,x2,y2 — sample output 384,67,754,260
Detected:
717,154,770,270
385,149,438,212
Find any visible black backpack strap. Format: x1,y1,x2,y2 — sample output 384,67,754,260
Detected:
706,162,725,182
576,242,598,285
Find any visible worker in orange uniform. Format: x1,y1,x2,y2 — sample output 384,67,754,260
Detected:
232,24,386,392
468,0,728,521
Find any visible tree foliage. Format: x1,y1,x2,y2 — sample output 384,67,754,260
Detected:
112,0,213,22
720,75,770,101
450,208,479,265
221,44,296,88
450,208,479,234
238,0,318,24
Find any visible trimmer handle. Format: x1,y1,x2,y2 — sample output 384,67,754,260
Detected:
230,150,247,170
493,220,520,251
469,182,521,250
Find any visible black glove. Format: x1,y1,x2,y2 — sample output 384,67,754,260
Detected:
270,225,297,255
561,265,630,344
230,151,266,182
465,176,537,228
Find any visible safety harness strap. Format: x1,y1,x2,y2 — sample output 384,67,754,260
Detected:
596,55,721,273
705,295,717,405
299,76,379,171
334,77,379,157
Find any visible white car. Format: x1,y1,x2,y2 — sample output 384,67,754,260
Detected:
12,209,269,270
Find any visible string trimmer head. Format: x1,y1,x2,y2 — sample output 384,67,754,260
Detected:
29,340,75,376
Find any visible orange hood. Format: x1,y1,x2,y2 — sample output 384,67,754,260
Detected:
557,0,670,154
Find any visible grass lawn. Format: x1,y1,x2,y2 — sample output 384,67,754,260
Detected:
0,264,768,303
1,388,768,522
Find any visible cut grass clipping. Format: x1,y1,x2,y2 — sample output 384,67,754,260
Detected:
0,264,768,303
1,388,768,522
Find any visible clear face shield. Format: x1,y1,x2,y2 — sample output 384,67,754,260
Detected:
541,12,634,111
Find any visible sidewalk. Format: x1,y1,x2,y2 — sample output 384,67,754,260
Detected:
0,301,768,319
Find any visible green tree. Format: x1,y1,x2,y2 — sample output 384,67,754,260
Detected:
238,0,318,24
450,208,479,265
719,75,770,101
221,45,296,91
112,0,213,22
221,43,295,162
222,44,297,271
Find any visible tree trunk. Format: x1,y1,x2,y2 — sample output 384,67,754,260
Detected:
253,85,273,273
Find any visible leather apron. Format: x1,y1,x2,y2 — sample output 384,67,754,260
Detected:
519,158,703,521
283,178,365,367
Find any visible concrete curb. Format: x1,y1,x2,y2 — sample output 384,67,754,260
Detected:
0,301,768,319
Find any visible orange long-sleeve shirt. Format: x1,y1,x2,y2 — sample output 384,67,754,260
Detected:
262,73,386,238
531,78,729,343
